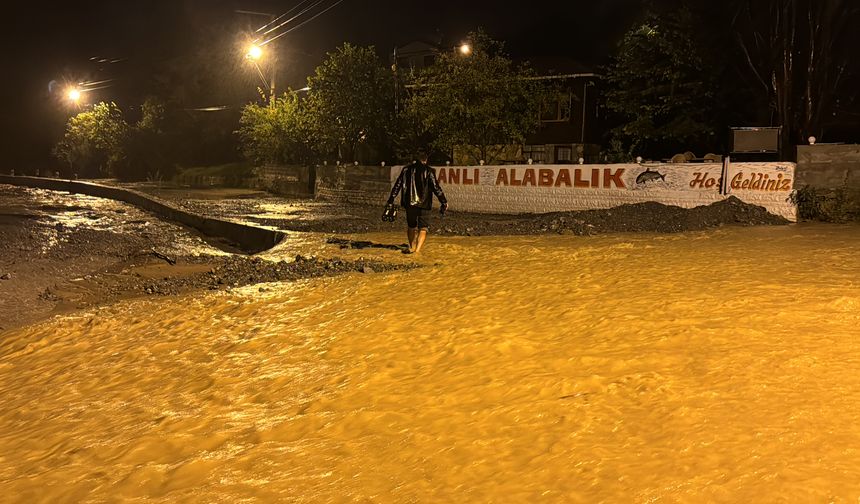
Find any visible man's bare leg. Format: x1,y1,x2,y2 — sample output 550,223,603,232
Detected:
414,228,428,253
407,227,416,252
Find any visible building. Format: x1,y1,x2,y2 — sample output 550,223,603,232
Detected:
393,41,604,165
393,40,441,72
521,57,602,165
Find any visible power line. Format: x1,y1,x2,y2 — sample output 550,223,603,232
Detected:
259,0,346,46
252,0,314,33
254,0,329,43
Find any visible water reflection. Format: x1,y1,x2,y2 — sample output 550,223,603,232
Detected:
1,224,859,501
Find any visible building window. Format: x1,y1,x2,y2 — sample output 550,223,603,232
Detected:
555,146,573,163
540,92,572,123
523,145,547,163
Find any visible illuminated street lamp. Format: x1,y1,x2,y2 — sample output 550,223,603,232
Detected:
245,45,274,99
237,9,277,101
244,42,275,99
67,87,81,103
459,43,472,56
246,44,263,61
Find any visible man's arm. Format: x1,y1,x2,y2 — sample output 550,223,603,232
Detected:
387,167,406,204
429,168,448,208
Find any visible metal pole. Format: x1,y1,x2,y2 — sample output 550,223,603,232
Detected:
393,45,398,114
268,14,276,99
236,10,277,100
270,62,276,99
581,80,588,144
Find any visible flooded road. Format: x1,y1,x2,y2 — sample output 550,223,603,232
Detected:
1,224,859,502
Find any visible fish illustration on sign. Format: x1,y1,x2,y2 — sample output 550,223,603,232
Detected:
636,168,666,185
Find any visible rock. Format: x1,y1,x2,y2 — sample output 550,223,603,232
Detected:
0,273,10,280
360,266,375,274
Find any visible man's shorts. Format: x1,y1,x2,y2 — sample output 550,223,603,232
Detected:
405,205,432,229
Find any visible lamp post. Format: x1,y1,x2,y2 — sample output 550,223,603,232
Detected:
237,10,277,100
581,80,594,144
245,43,276,100
392,45,400,114
245,43,275,99
67,87,81,103
65,86,84,109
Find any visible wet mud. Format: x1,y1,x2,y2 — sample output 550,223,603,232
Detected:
2,183,788,332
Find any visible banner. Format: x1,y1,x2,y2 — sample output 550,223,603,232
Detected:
390,162,796,221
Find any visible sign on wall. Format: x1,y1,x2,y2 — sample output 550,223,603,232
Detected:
390,161,796,221
724,162,795,220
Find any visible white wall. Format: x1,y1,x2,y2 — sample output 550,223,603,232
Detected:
391,161,797,222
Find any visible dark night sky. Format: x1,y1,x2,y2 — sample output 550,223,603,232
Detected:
2,0,646,167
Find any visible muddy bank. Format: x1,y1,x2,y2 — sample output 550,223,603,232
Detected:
0,185,411,332
2,182,788,331
121,184,790,236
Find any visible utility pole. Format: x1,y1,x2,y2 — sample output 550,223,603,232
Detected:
236,10,277,100
393,45,398,114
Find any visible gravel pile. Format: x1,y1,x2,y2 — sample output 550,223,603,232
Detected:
136,255,415,296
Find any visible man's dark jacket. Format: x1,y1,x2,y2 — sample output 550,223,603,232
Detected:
388,162,447,210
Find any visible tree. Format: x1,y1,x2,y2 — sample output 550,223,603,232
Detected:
237,91,317,165
53,102,128,177
115,97,178,181
603,10,719,158
304,43,395,162
407,29,547,164
732,0,858,155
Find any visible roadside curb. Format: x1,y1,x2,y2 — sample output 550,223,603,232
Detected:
0,176,285,254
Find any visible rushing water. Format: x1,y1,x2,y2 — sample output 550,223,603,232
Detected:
1,224,859,502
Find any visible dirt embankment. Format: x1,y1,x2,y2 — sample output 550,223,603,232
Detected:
0,185,410,332
2,183,790,332
126,185,789,236
374,195,787,236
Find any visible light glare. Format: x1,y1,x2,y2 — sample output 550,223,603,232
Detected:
247,45,263,60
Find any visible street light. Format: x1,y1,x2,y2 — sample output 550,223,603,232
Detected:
237,10,277,100
67,87,81,103
245,45,273,99
459,43,472,56
246,44,263,61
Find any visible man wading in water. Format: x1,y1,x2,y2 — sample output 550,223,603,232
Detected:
386,150,448,254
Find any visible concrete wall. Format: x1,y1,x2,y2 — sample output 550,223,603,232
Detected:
796,144,860,214
796,144,860,188
174,173,253,189
389,161,799,221
310,161,797,221
315,164,391,205
253,165,315,197
0,176,285,254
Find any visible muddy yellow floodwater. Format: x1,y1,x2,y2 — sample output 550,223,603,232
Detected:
2,224,860,502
